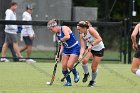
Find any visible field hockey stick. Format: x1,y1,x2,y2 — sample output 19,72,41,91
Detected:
61,50,89,82
48,43,61,85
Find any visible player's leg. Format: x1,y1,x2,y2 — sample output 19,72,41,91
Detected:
1,43,8,57
131,49,140,77
27,45,32,58
20,45,28,52
81,50,92,82
26,45,36,62
61,55,72,86
131,58,140,77
13,42,22,58
67,54,79,83
13,43,25,62
88,56,102,87
8,43,19,62
26,37,35,62
23,36,35,62
88,49,104,87
20,36,29,52
1,33,10,62
1,42,9,62
8,33,22,59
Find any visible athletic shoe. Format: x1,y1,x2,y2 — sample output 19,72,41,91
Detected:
64,82,72,86
26,59,36,63
0,58,9,62
82,73,89,83
88,81,96,87
19,58,26,62
74,72,80,83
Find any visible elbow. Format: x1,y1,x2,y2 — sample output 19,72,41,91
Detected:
98,38,102,43
100,38,102,42
131,34,135,39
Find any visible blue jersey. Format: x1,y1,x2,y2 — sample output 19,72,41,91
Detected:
56,26,80,55
56,26,79,49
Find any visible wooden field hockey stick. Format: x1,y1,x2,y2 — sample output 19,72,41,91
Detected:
49,43,61,85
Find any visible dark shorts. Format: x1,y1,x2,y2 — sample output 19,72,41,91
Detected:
23,36,33,45
86,46,104,57
5,33,17,44
134,46,140,58
91,49,104,57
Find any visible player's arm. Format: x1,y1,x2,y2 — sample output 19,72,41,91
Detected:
55,36,63,61
60,26,70,42
79,34,86,59
89,27,102,47
131,23,140,50
56,36,64,53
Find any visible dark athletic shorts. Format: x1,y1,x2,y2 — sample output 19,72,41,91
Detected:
86,46,104,57
23,36,33,45
91,49,104,57
134,45,140,58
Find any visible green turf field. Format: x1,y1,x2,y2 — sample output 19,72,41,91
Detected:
0,62,139,93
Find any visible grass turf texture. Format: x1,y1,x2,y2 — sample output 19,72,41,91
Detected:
0,62,139,93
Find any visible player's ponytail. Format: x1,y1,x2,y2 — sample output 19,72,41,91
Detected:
85,21,92,27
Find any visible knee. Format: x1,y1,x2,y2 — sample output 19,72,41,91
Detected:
82,58,88,64
67,64,73,70
2,45,6,49
25,45,28,49
3,44,8,48
28,45,32,48
28,46,32,50
92,66,97,73
62,64,67,71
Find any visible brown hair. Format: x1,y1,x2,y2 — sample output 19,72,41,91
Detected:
77,21,89,29
10,2,17,7
85,21,92,27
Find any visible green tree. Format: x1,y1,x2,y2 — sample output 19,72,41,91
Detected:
72,0,131,21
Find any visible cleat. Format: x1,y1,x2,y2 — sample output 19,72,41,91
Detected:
82,73,89,83
64,82,72,86
19,58,26,62
74,72,80,83
0,58,10,62
19,57,26,62
26,59,36,63
88,81,96,87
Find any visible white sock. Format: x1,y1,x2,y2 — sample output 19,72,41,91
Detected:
91,69,98,81
81,63,89,74
136,69,140,77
